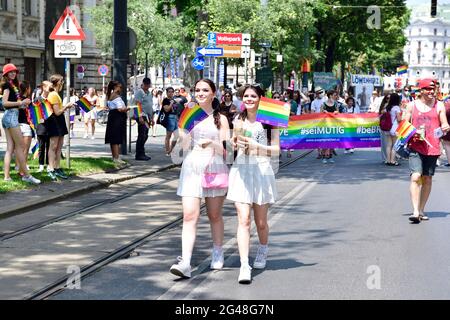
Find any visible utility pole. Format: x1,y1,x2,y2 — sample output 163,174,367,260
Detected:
113,0,128,155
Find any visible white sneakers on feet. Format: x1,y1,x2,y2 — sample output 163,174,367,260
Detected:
38,165,45,173
210,249,224,270
238,264,252,284
170,256,191,278
113,158,126,165
90,135,95,140
253,246,268,269
22,175,41,185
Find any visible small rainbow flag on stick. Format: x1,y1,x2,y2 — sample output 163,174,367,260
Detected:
28,102,45,128
31,141,40,160
256,97,290,128
76,97,93,113
396,65,408,75
178,104,208,132
395,120,416,142
133,102,143,119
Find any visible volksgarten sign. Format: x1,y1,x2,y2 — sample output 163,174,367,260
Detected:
351,74,382,86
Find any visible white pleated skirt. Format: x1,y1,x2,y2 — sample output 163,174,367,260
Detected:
177,149,229,198
227,154,277,205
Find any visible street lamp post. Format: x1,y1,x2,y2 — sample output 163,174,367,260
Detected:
113,0,128,155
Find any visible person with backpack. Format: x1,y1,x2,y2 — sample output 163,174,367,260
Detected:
379,93,402,166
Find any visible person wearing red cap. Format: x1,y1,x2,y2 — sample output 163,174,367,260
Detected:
1,64,40,184
403,78,450,223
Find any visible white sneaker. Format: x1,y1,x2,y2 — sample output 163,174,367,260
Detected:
70,131,75,138
328,158,335,163
322,158,328,164
350,149,354,154
113,158,126,165
38,165,45,173
253,246,268,269
22,175,41,185
238,264,252,284
169,256,191,278
344,150,349,154
90,135,95,140
83,134,89,139
210,248,224,270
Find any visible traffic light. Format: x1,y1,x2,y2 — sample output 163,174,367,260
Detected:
431,0,437,17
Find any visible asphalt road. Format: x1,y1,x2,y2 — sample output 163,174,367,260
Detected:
44,148,450,300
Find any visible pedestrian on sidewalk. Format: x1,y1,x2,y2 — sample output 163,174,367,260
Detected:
1,63,40,184
383,93,402,166
321,90,340,163
378,94,391,163
105,80,129,164
404,79,450,223
160,87,180,156
169,79,230,279
227,84,279,284
63,88,79,139
18,80,33,169
83,88,98,139
36,81,52,173
45,74,75,181
134,78,153,161
151,88,162,137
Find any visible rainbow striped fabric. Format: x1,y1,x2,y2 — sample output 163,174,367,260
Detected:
28,100,52,128
133,102,143,119
31,141,39,160
397,65,408,75
76,97,93,113
178,104,208,132
280,113,381,150
256,97,290,128
395,120,417,142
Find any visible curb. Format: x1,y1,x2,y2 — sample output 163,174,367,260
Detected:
0,163,179,220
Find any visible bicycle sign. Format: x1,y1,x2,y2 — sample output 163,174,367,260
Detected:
192,56,205,71
55,39,81,58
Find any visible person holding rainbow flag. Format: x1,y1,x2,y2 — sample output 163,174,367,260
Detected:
403,79,450,223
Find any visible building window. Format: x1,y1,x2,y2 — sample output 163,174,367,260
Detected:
418,55,421,64
443,71,446,78
434,41,437,49
419,28,421,35
446,30,448,37
24,0,31,16
0,0,7,11
434,28,437,36
433,54,437,64
418,41,421,49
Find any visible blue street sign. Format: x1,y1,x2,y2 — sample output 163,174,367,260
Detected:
207,32,216,46
192,56,205,70
196,47,223,57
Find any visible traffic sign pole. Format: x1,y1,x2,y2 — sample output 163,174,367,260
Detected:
65,58,71,168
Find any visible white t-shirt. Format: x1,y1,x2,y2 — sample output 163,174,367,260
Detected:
389,105,401,136
107,97,126,110
311,97,326,113
63,95,79,116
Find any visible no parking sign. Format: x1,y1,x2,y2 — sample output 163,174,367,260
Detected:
98,65,109,76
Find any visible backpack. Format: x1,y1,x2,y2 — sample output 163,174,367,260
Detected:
379,111,392,131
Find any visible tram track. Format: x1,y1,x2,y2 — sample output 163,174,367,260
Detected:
22,150,313,300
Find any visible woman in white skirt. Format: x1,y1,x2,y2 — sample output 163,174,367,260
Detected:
169,79,230,279
227,84,280,284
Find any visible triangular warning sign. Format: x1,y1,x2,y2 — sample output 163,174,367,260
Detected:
49,7,86,41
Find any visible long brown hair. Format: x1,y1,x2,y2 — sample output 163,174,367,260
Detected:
194,79,221,129
19,80,31,98
0,73,19,92
106,80,122,101
49,74,64,92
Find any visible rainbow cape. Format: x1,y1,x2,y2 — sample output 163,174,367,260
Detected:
133,102,143,119
256,97,290,128
76,97,93,113
178,104,208,132
395,120,416,142
31,141,39,160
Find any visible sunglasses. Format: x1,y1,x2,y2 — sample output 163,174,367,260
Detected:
421,87,435,91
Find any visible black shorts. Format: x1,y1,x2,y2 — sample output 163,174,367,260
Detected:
409,151,439,176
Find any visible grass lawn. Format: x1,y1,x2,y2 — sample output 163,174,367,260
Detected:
0,157,122,194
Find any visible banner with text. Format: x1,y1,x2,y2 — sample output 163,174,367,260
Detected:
280,113,381,149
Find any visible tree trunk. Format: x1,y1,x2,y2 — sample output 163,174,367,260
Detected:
324,38,336,72
44,0,69,79
314,23,323,72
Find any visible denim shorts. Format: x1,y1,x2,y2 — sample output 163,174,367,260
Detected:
1,109,20,129
166,114,178,132
409,151,439,176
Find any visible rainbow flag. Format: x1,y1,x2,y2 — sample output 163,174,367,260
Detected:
40,99,53,118
133,102,143,119
396,65,408,75
256,97,290,128
178,104,208,132
395,120,416,142
76,97,93,113
31,141,39,160
28,102,46,128
280,113,381,149
442,94,450,102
